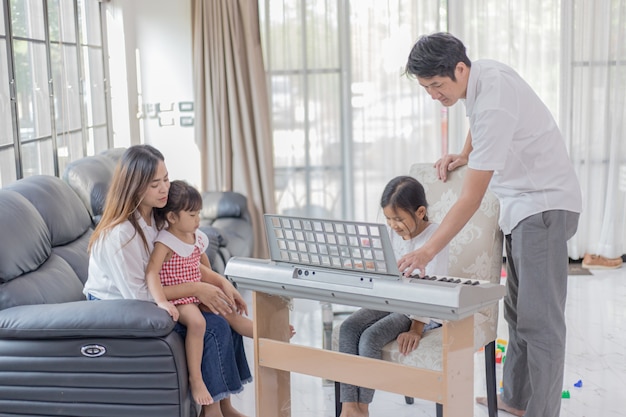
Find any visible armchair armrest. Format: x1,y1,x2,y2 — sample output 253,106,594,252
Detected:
0,299,175,339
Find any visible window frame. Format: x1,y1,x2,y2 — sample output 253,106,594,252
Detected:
0,0,111,186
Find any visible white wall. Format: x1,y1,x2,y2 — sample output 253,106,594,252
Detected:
104,0,201,188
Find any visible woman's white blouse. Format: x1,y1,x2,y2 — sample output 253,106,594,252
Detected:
83,213,158,301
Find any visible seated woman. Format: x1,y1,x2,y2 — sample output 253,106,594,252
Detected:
83,144,251,417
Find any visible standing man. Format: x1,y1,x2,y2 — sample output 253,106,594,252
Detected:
400,32,581,417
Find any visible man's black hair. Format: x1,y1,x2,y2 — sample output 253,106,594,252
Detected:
405,32,471,81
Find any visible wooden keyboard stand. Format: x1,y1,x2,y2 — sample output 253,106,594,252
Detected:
251,291,475,417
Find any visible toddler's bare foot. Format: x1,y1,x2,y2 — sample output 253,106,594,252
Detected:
191,378,213,405
476,395,524,416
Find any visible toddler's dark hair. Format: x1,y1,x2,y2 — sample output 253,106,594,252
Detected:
155,180,202,229
380,176,429,223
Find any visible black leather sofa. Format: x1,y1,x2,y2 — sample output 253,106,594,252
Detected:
0,150,253,416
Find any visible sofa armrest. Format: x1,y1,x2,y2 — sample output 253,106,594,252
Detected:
0,299,175,339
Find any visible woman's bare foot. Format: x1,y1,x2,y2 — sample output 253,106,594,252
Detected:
190,377,213,405
476,395,525,416
220,397,247,417
339,401,369,417
201,403,223,417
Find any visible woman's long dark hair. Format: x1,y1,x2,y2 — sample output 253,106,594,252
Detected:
89,144,165,253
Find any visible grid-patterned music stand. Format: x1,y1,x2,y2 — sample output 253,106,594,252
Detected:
264,214,400,280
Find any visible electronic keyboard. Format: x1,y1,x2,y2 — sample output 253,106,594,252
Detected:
224,214,505,321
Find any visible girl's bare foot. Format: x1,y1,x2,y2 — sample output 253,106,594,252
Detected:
190,377,213,405
476,395,525,416
220,397,247,417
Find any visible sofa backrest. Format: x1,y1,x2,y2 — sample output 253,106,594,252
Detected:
6,175,94,284
63,154,118,226
0,188,85,311
99,147,126,162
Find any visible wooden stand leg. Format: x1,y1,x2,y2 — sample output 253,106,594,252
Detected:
253,292,292,417
441,315,474,417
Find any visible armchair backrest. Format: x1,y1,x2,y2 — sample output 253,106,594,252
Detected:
409,163,503,282
409,163,503,348
199,192,254,274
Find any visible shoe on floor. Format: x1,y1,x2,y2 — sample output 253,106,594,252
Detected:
582,253,623,270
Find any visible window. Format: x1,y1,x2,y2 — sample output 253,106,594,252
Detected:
261,1,577,224
0,0,110,187
0,1,16,183
260,0,447,222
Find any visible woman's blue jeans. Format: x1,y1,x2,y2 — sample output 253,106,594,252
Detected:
173,311,252,402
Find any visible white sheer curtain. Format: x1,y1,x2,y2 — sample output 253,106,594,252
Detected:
447,1,562,151
259,0,447,223
348,1,446,222
563,0,626,259
448,0,625,259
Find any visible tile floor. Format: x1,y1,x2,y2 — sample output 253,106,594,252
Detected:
229,266,626,417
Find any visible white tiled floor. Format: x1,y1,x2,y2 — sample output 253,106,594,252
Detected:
229,266,626,417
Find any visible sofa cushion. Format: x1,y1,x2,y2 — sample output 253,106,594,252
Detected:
0,254,85,310
6,175,92,247
0,190,50,283
52,231,92,284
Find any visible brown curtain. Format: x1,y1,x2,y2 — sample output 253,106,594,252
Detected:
192,0,275,258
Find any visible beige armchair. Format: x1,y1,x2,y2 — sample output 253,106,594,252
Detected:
333,163,503,417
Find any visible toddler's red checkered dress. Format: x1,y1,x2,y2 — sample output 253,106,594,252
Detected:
156,229,209,306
